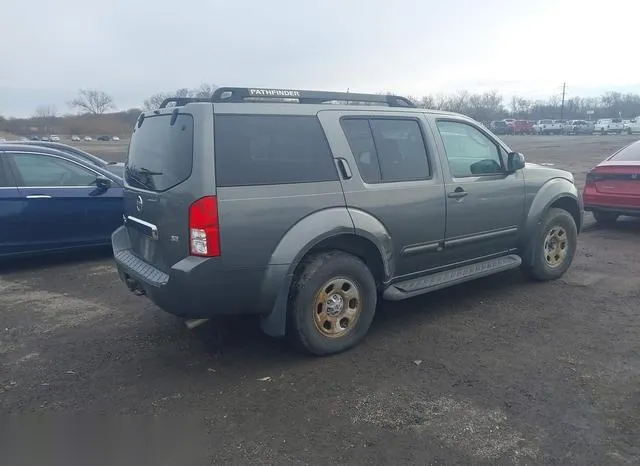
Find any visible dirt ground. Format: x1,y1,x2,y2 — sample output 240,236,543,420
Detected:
1,135,639,465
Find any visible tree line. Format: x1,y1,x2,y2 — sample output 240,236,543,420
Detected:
2,85,640,137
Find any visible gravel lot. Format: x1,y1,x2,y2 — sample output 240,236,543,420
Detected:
2,135,639,464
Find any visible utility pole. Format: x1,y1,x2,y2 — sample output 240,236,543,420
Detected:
560,82,566,121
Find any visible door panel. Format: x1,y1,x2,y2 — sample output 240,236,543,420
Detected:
434,119,526,264
6,151,116,250
318,110,447,279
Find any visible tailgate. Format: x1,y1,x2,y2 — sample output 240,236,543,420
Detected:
123,111,199,272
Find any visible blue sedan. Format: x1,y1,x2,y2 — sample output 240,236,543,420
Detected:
0,143,124,259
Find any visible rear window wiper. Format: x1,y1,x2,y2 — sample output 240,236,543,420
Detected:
137,167,164,176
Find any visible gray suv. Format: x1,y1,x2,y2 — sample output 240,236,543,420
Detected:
112,87,583,355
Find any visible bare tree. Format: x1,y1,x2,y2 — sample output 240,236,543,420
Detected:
143,92,171,111
34,105,58,133
34,105,58,119
193,83,218,98
69,89,115,115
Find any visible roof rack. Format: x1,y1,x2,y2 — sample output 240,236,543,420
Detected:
158,87,416,108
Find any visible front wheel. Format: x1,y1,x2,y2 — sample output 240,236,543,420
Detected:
288,251,377,355
522,208,578,281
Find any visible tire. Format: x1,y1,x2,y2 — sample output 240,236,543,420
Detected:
522,208,578,281
288,251,377,356
593,211,618,226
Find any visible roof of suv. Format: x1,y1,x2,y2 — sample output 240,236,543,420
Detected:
142,86,463,120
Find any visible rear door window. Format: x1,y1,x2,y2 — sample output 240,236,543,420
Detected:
214,115,338,186
126,113,194,192
341,117,431,184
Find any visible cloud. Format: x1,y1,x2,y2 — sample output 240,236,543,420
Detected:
1,0,638,117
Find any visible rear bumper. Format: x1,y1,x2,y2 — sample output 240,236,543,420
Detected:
111,226,288,319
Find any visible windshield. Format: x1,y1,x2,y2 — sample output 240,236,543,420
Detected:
125,113,194,192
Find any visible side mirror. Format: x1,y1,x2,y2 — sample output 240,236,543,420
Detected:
95,176,112,190
507,152,525,172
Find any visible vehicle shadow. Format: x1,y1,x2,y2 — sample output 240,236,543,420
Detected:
0,246,114,274
581,216,640,234
370,269,527,335
187,269,528,361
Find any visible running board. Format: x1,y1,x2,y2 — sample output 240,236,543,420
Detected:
383,255,522,301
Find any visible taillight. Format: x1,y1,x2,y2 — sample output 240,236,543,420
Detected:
189,196,220,257
585,171,604,184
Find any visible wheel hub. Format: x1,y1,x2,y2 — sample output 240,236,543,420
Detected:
543,226,568,268
326,293,344,316
313,278,361,338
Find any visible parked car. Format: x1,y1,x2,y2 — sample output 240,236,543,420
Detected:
623,117,640,135
40,136,50,141
84,136,93,141
489,120,510,134
71,135,81,141
533,119,563,135
49,135,60,142
5,141,125,178
112,136,120,141
111,86,582,355
583,140,640,226
512,120,534,135
18,137,29,142
565,120,594,135
594,118,623,135
503,118,516,129
97,135,111,141
0,143,124,259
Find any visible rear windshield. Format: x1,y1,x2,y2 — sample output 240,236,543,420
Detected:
612,118,622,123
125,113,194,192
214,114,338,186
611,141,640,162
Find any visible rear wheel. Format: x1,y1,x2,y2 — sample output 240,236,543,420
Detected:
593,211,618,226
288,251,377,355
522,208,577,281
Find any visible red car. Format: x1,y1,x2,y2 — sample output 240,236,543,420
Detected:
583,140,640,225
513,120,534,135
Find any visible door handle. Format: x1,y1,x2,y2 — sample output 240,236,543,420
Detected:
337,158,352,179
447,188,468,199
26,195,52,199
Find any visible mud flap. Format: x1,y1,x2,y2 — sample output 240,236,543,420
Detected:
260,273,293,338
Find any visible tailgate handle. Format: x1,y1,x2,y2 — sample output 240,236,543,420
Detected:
126,215,159,240
337,158,352,179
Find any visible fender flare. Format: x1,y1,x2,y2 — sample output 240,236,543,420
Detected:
521,177,581,260
259,207,393,337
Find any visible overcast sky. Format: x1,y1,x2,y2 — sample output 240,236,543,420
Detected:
1,0,638,117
